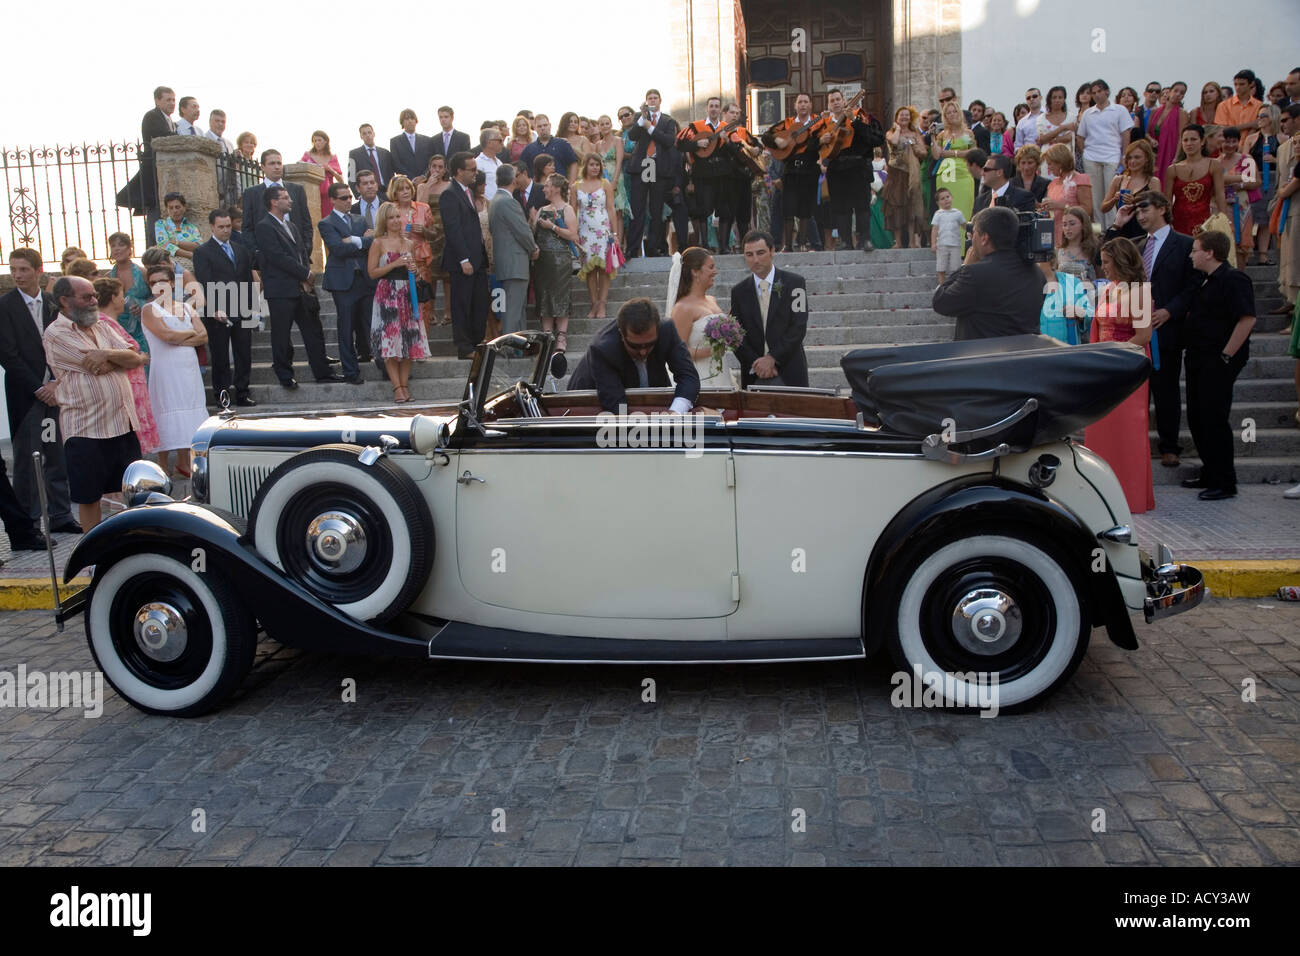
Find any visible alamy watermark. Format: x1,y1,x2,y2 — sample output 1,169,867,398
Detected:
890,664,1000,718
0,665,103,718
595,404,706,459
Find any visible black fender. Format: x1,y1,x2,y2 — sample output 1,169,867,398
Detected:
61,502,429,658
862,476,1137,656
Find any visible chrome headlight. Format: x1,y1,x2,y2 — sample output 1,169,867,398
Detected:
122,460,172,506
191,445,209,502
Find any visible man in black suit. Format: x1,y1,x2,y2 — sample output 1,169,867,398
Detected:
241,149,313,266
1104,190,1196,466
348,123,393,201
119,86,176,243
626,89,680,257
511,161,537,214
728,230,810,388
390,109,435,179
430,105,472,161
440,151,491,359
254,186,342,388
972,153,1038,214
319,183,375,384
933,207,1046,340
192,209,257,406
569,298,700,413
0,248,78,535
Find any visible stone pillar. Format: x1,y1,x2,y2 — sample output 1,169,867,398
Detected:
283,163,326,273
153,134,223,247
668,0,742,124
892,0,962,113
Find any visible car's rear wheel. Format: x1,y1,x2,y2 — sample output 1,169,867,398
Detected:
86,552,256,717
886,531,1091,712
248,445,433,623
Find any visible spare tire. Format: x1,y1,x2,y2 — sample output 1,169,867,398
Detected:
248,444,433,623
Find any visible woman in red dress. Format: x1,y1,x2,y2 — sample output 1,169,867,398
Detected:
301,130,343,218
1084,238,1155,514
1165,124,1226,236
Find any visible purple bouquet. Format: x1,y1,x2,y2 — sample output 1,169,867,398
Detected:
703,314,746,378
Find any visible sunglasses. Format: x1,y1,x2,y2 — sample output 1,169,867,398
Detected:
622,336,657,354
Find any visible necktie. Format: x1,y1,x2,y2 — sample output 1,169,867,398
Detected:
365,203,374,228
28,296,43,337
759,278,771,329
990,191,997,207
444,132,451,153
222,241,234,263
636,359,648,389
368,147,381,183
1142,235,1156,279
647,114,658,159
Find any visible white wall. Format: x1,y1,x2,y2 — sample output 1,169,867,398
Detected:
959,0,1299,122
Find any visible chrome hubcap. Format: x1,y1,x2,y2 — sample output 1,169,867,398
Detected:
951,589,1022,656
133,602,187,662
306,511,366,573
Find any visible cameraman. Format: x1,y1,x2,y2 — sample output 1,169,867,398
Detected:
933,206,1047,340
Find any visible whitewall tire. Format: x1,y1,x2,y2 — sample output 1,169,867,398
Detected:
86,552,256,717
889,532,1090,711
248,446,432,624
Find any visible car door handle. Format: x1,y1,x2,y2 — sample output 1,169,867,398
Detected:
457,470,485,485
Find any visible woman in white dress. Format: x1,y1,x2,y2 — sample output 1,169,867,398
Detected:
140,264,209,478
669,247,732,390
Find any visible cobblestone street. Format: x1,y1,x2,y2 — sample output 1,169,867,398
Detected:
1,599,1297,866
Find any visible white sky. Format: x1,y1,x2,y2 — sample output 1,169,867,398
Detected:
2,3,672,148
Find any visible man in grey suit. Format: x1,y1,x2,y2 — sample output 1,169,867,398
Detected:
488,165,538,335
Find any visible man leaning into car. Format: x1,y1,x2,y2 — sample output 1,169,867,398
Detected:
932,206,1046,340
569,298,700,414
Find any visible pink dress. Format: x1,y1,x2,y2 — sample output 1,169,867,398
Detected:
1083,293,1154,514
1046,171,1091,245
98,313,160,454
1147,105,1182,188
301,152,343,217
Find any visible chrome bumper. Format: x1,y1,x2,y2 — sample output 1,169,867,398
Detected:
1142,546,1206,623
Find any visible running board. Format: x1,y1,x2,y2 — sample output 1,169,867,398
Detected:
428,622,865,664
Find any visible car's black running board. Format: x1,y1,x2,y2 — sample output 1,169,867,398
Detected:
428,622,865,664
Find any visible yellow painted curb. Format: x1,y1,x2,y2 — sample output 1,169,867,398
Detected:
0,578,91,611
1198,561,1300,599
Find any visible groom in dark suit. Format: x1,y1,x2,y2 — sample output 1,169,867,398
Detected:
192,210,257,405
569,298,700,414
728,230,810,388
440,151,490,359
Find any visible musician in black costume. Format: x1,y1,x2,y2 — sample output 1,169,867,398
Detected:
760,93,821,251
678,96,731,251
818,88,885,252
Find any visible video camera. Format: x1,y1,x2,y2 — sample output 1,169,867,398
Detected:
965,211,1055,263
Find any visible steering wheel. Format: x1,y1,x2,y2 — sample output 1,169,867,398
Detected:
513,381,543,419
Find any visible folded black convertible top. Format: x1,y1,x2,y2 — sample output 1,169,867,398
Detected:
842,335,1151,447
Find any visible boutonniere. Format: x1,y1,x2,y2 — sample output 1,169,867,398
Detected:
772,280,784,299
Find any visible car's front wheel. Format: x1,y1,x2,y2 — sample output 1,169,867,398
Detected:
887,531,1091,712
86,552,257,717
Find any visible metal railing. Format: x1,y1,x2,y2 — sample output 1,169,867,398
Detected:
216,149,262,211
2,141,148,266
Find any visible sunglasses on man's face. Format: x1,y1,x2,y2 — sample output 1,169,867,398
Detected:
622,336,657,354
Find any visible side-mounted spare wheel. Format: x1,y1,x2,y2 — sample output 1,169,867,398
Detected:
86,552,257,717
248,444,433,624
884,529,1092,713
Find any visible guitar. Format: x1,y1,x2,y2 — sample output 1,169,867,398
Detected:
678,118,743,159
765,113,830,161
818,90,869,163
728,129,769,178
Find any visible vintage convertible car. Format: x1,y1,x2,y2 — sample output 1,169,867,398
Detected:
57,331,1204,717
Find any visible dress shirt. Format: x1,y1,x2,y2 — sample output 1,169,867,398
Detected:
357,197,379,227
176,117,200,136
476,153,503,198
1214,95,1263,131
206,130,232,152
442,130,452,154
1014,108,1042,150
406,132,417,153
1146,224,1171,271
333,210,363,247
19,289,44,339
263,179,284,188
42,316,139,439
752,266,776,304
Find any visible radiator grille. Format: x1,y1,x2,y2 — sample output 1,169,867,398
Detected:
227,464,274,518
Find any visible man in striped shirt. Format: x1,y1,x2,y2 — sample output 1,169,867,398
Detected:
42,276,147,530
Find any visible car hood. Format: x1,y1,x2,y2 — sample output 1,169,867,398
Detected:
197,406,459,451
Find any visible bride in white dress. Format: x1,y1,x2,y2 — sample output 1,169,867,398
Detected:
141,266,209,477
668,247,734,390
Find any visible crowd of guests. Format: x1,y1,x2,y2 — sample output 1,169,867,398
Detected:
2,67,1299,546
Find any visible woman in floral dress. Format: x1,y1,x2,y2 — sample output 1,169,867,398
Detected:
574,153,625,319
367,202,430,404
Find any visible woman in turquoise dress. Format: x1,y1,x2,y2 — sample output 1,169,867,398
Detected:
108,231,151,353
618,108,637,240
929,101,976,223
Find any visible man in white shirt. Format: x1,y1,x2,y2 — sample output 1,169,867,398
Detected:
206,109,233,152
475,129,505,199
1013,88,1043,151
1077,78,1132,228
175,96,202,137
350,170,382,231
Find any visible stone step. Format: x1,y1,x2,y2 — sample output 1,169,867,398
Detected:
1150,456,1299,485
1148,427,1300,457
